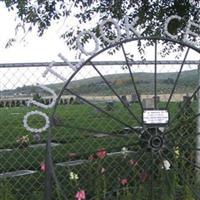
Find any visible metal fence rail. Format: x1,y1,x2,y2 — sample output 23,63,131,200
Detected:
0,60,199,68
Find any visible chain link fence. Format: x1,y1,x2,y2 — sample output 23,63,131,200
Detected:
0,38,200,200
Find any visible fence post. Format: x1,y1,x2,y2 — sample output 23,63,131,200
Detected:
197,64,200,182
44,129,53,200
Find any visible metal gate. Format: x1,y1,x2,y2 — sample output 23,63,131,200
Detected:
0,37,200,200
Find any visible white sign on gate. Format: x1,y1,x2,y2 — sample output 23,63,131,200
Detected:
143,110,169,125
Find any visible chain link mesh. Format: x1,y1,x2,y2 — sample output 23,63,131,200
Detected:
0,38,200,200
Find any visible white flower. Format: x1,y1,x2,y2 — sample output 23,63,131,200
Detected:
175,147,180,158
121,147,128,157
69,172,79,180
17,135,29,144
162,160,171,170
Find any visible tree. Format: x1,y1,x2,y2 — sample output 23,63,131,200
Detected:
2,0,200,55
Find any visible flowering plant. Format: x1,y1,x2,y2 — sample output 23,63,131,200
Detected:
161,160,171,170
120,178,128,186
129,159,139,167
175,147,180,158
96,148,107,159
75,190,86,200
118,178,132,199
121,147,128,158
69,171,79,181
88,148,108,199
40,162,45,172
16,135,29,148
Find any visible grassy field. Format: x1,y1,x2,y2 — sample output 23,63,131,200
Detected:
0,101,199,199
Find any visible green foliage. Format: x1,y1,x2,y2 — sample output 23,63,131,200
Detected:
29,191,43,200
0,102,199,199
0,179,15,200
2,0,199,54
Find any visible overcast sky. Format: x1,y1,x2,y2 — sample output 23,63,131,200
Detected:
0,2,77,63
0,2,199,64
0,2,199,91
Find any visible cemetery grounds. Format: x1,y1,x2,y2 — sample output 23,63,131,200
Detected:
0,98,198,199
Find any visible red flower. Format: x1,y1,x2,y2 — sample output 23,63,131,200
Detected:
129,159,139,167
40,162,45,172
96,148,107,159
120,178,128,186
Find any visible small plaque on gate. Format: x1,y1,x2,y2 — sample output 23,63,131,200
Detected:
143,110,169,125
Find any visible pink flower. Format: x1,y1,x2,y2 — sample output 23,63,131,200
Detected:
75,190,86,200
120,178,128,186
40,163,45,172
96,148,107,159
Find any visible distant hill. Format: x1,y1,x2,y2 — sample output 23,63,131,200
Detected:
1,69,198,97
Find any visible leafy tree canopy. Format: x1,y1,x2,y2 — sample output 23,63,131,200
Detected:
2,0,200,55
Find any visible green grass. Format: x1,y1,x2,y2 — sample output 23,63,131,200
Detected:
0,101,198,200
0,103,142,172
0,101,194,169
